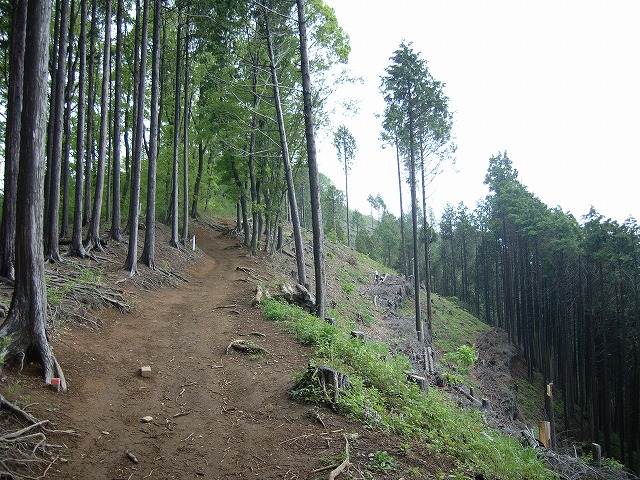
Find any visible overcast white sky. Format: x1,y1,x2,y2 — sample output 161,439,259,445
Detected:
315,1,640,225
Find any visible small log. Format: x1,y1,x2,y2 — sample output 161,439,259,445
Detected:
469,386,475,398
406,373,429,393
453,385,479,404
350,330,367,341
481,398,490,410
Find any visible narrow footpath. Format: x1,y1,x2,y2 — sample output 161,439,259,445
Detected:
28,227,350,479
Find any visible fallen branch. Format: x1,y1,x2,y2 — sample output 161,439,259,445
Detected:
328,435,350,480
225,339,268,355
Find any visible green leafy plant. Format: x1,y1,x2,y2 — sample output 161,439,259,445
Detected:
368,450,396,471
341,281,356,295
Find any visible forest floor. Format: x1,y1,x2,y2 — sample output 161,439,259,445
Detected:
0,222,461,479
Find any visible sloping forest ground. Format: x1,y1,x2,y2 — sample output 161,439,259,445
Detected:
0,220,637,479
0,222,455,479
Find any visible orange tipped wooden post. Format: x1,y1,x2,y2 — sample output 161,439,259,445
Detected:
50,377,61,392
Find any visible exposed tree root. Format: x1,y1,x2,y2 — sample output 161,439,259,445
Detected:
0,394,67,480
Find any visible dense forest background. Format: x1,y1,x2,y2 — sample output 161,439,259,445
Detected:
0,0,637,473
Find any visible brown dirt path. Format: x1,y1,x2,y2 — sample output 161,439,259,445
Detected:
17,227,356,479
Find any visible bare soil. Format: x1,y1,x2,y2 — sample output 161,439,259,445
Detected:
1,224,453,479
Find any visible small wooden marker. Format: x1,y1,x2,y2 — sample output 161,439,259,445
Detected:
139,366,152,378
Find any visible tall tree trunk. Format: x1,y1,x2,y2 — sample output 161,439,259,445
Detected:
110,0,124,241
420,144,433,334
395,138,408,278
0,0,66,390
69,0,87,258
44,0,70,262
83,0,97,226
84,0,111,251
248,53,260,257
141,0,161,268
169,16,181,248
0,0,27,280
44,0,61,215
296,0,325,316
181,20,190,245
124,0,148,274
60,0,76,240
406,97,423,342
264,10,306,286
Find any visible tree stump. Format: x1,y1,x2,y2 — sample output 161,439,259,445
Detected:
314,365,351,405
406,373,429,393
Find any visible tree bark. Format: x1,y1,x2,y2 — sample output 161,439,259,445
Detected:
110,0,124,242
248,52,260,257
141,0,161,269
169,16,182,248
84,0,111,252
60,0,76,240
408,97,423,342
181,18,190,245
0,0,66,390
44,0,70,262
83,0,97,226
296,0,325,317
69,0,87,258
420,144,433,335
395,138,408,278
0,0,27,281
264,10,306,286
124,0,149,275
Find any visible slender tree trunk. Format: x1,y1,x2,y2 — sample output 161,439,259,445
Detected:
0,0,66,390
169,16,181,248
181,19,190,245
408,98,423,342
296,0,325,316
0,0,27,280
124,0,148,274
420,144,433,334
83,0,97,226
60,0,76,240
264,10,306,286
84,0,111,251
110,0,124,241
248,53,260,257
122,95,131,205
44,0,61,215
344,155,350,247
395,138,408,278
69,0,87,258
44,0,69,262
141,0,161,268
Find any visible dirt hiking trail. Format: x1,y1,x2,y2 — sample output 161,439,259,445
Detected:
16,227,347,479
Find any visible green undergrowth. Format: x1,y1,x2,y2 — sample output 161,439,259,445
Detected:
261,298,553,479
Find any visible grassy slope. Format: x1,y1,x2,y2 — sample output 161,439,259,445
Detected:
264,233,554,479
